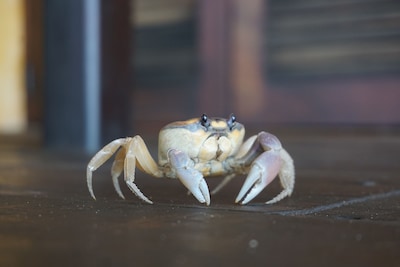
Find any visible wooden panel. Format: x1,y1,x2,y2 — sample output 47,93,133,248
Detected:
0,0,27,133
43,0,86,148
132,0,198,127
101,0,133,142
134,0,196,89
230,0,267,119
43,0,133,149
261,0,400,123
223,0,400,124
25,0,44,123
197,0,233,116
131,0,400,126
266,0,400,80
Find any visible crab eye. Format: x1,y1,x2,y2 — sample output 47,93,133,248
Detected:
200,114,210,128
227,113,236,130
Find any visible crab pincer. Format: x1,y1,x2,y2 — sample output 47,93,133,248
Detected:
236,132,294,205
168,149,211,205
235,150,282,204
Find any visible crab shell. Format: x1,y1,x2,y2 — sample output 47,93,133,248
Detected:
158,117,245,167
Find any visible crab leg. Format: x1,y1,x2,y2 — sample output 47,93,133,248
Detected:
110,147,127,199
266,148,295,204
87,138,131,200
87,136,163,203
124,136,163,204
168,149,211,205
211,174,236,195
235,132,294,205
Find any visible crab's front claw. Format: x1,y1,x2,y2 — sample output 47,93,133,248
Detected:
168,149,211,205
176,167,210,205
235,150,281,205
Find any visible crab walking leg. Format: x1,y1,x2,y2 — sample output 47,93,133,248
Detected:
211,174,236,195
168,149,211,205
235,135,258,159
110,147,127,199
124,136,163,204
266,148,295,204
87,138,131,199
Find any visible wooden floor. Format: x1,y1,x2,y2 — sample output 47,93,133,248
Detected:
1,128,399,267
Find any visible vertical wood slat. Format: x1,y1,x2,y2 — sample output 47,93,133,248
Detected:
198,0,267,120
230,0,267,120
101,0,133,143
44,0,133,150
198,0,232,116
25,0,44,124
0,0,27,133
44,0,86,148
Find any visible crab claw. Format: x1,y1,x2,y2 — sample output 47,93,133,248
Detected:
235,151,282,205
176,167,210,205
168,149,211,205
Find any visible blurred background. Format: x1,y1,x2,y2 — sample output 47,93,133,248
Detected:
1,0,400,152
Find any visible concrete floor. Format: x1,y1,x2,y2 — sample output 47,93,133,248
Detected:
1,129,399,267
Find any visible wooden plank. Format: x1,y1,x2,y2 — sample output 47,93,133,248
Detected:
43,0,86,148
25,0,44,123
198,0,232,116
43,1,133,149
1,130,400,267
100,0,133,143
0,0,27,133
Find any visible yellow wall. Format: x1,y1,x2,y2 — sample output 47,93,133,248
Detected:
0,0,26,133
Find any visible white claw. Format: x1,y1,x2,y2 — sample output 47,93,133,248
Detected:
236,151,282,205
200,179,211,205
190,182,206,204
178,168,210,205
168,149,211,205
235,165,263,204
186,178,211,205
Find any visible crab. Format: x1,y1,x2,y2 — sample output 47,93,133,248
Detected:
87,114,295,205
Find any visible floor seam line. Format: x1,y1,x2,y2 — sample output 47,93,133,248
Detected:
271,189,400,216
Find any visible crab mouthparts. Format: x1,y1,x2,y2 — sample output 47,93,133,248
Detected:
208,132,228,139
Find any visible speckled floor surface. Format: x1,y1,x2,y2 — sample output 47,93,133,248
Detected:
1,130,399,267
